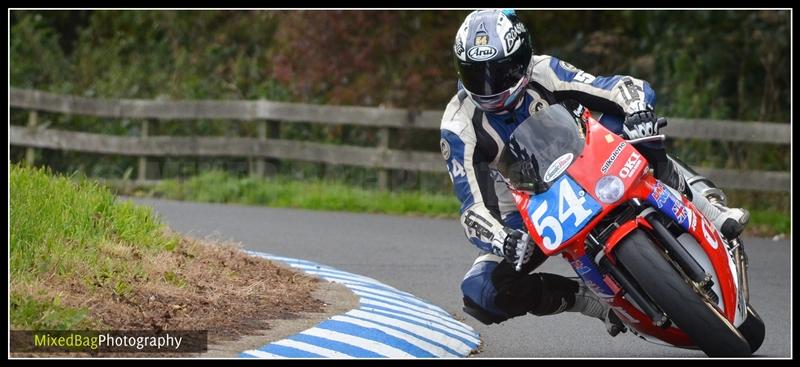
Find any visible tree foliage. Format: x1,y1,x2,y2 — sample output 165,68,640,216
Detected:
11,10,789,118
10,10,790,204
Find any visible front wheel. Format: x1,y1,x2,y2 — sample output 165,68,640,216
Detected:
738,304,765,354
614,229,751,357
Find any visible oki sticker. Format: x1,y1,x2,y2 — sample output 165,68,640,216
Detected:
619,151,642,179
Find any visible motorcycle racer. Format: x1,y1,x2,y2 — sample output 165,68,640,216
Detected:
441,9,750,334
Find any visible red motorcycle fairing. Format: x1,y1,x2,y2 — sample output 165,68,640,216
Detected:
512,115,650,258
511,111,741,347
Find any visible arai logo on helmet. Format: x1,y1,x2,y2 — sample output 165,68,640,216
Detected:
544,153,574,183
467,46,498,61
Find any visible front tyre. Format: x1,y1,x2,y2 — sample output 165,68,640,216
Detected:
738,304,765,354
614,229,751,357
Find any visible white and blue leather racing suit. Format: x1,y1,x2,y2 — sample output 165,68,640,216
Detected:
440,54,666,323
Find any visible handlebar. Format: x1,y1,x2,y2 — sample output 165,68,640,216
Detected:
626,134,666,144
626,117,668,145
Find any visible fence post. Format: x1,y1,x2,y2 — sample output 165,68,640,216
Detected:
25,110,38,166
253,121,268,177
266,121,281,176
137,120,149,182
377,127,390,190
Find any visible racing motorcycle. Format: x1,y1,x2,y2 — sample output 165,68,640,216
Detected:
495,104,765,357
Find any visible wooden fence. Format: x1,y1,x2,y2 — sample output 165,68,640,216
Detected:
9,87,791,192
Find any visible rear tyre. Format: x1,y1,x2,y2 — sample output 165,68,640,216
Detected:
614,229,751,357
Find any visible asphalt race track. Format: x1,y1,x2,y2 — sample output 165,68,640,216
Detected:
133,198,791,358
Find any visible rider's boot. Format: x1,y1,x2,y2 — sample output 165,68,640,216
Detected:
566,281,627,337
661,156,750,240
686,182,749,239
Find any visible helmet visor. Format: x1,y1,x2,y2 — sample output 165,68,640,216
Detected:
465,76,528,112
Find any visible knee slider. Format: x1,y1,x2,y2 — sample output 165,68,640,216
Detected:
461,261,509,323
462,296,509,325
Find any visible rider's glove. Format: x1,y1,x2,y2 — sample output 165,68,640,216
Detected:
491,227,534,265
623,102,659,140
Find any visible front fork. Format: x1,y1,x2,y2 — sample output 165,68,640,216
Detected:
730,237,750,304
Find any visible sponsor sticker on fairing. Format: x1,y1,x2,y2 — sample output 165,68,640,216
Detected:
652,181,669,208
543,153,573,183
701,217,720,250
569,258,592,275
672,200,687,224
619,151,642,179
601,142,626,174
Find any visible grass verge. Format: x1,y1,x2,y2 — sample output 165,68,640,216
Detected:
747,209,791,237
10,164,323,348
126,171,789,237
142,170,461,218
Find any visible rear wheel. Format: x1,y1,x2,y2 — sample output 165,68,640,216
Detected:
614,229,751,357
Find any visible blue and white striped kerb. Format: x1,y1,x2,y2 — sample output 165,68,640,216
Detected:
239,251,481,358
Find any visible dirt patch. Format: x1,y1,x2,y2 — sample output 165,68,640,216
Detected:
201,273,360,357
11,235,331,357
